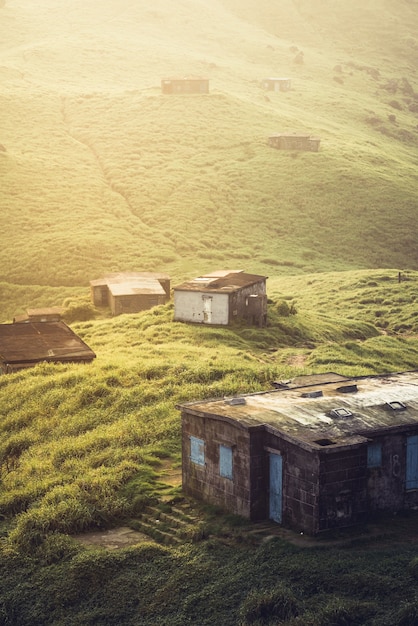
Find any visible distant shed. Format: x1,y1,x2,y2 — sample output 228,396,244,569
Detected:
0,321,96,373
90,272,170,316
261,78,291,92
13,307,64,324
173,270,267,327
268,133,320,151
161,77,209,94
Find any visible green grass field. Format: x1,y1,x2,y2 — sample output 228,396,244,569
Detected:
1,0,418,623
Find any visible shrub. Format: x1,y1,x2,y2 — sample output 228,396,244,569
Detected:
239,585,300,624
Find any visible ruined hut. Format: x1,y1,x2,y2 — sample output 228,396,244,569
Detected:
90,272,170,316
261,78,291,92
161,77,209,94
179,371,418,535
0,321,96,373
268,133,320,151
13,307,64,324
173,270,267,327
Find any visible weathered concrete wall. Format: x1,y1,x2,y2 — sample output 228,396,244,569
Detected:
182,411,252,517
260,431,320,534
110,293,166,316
91,284,109,307
174,291,229,325
318,445,368,532
229,283,267,325
367,433,418,511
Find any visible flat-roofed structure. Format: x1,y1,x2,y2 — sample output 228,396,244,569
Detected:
0,321,96,373
261,77,291,92
13,307,64,324
173,270,267,327
90,272,170,316
268,133,320,151
179,371,418,534
161,77,209,94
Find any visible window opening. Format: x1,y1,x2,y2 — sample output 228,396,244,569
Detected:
219,445,233,479
190,436,205,466
367,442,382,468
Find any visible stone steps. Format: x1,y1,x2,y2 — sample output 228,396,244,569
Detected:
130,499,205,545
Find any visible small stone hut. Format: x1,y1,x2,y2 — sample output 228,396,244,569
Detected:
179,371,418,535
161,77,209,94
173,270,267,327
90,272,170,316
268,133,320,151
13,307,64,324
261,78,291,92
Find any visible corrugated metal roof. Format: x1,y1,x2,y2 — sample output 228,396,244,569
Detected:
173,272,267,294
108,278,165,297
90,272,170,288
0,322,96,366
179,371,418,449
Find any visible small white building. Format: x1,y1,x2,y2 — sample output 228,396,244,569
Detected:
173,270,268,327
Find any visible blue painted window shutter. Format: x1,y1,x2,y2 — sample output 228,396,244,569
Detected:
406,435,418,489
219,445,233,479
367,442,382,468
190,436,205,466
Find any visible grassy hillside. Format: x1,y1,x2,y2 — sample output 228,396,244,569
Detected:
2,0,418,623
1,0,418,323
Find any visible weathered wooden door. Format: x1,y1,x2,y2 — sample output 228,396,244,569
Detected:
406,435,418,489
202,295,212,323
269,452,283,523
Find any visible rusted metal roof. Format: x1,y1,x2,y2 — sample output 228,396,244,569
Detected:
0,321,96,370
173,272,267,294
178,371,418,450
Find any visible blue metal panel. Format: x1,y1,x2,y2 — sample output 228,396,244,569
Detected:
219,445,233,479
269,453,283,523
406,435,418,489
367,442,382,468
190,436,205,466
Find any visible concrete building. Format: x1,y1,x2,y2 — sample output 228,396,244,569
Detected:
173,270,267,327
90,272,170,316
268,133,320,151
179,371,418,535
161,77,209,94
261,78,291,92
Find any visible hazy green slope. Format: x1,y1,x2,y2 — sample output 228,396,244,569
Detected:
1,0,418,320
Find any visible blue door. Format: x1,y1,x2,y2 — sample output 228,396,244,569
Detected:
269,453,283,523
406,435,418,489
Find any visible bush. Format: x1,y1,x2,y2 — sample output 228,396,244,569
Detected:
239,585,300,624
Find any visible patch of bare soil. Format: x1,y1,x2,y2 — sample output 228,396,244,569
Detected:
286,354,308,367
73,526,153,550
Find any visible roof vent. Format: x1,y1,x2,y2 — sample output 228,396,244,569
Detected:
301,390,323,398
224,397,246,406
386,400,407,411
330,407,353,419
336,384,358,394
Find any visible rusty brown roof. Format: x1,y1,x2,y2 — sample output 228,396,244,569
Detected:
178,371,418,450
173,272,267,294
0,321,96,367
